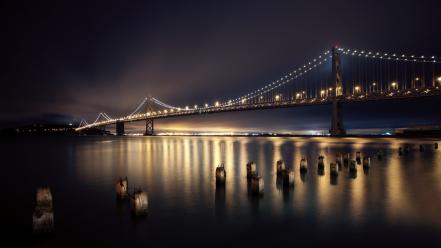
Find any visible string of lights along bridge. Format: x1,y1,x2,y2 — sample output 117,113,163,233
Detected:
76,46,441,136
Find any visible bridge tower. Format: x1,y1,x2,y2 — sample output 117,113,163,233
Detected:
144,97,154,136
116,121,124,136
329,46,346,136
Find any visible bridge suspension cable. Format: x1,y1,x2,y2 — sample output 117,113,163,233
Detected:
93,112,112,124
225,50,332,106
128,96,180,117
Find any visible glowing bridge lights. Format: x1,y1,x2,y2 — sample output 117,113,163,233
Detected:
391,81,398,90
215,101,220,107
353,85,361,94
275,95,280,101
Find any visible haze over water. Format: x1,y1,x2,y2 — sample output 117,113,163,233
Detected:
2,136,441,247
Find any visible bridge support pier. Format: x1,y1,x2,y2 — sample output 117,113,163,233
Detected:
116,121,124,136
329,46,346,136
330,99,346,136
144,118,154,136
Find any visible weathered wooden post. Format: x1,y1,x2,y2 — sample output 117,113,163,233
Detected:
33,187,54,233
362,157,371,168
318,155,325,169
344,153,350,166
115,177,128,198
330,163,338,177
251,176,264,195
355,152,361,164
246,162,257,178
349,160,357,172
282,169,294,187
132,189,148,216
215,164,226,185
300,157,308,173
276,160,286,175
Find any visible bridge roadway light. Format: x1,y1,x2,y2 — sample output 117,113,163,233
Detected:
185,106,189,110
437,76,441,84
320,90,325,98
275,95,280,101
215,101,220,107
194,105,198,109
204,103,209,108
354,85,361,94
391,81,398,90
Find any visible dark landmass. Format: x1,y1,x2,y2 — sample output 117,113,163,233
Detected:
0,123,77,136
1,123,441,138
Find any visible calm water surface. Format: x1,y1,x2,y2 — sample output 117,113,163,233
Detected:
2,136,441,247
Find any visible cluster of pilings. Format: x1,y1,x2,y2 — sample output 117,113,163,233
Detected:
276,160,294,188
246,162,264,196
115,177,148,217
398,143,438,156
32,187,54,234
33,141,439,234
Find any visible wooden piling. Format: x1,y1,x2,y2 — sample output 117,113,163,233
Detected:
300,157,308,173
276,160,286,175
246,162,257,178
132,189,148,216
330,163,338,176
251,176,264,195
116,177,128,198
362,157,371,168
215,164,226,185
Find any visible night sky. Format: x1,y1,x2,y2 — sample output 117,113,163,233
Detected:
2,0,441,132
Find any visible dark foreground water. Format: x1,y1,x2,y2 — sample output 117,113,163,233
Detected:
1,136,441,247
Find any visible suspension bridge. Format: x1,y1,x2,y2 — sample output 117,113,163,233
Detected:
76,46,441,136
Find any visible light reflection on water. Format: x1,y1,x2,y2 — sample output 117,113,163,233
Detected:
2,135,441,246
75,136,441,229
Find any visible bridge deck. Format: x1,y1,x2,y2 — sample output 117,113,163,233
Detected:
76,87,441,131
